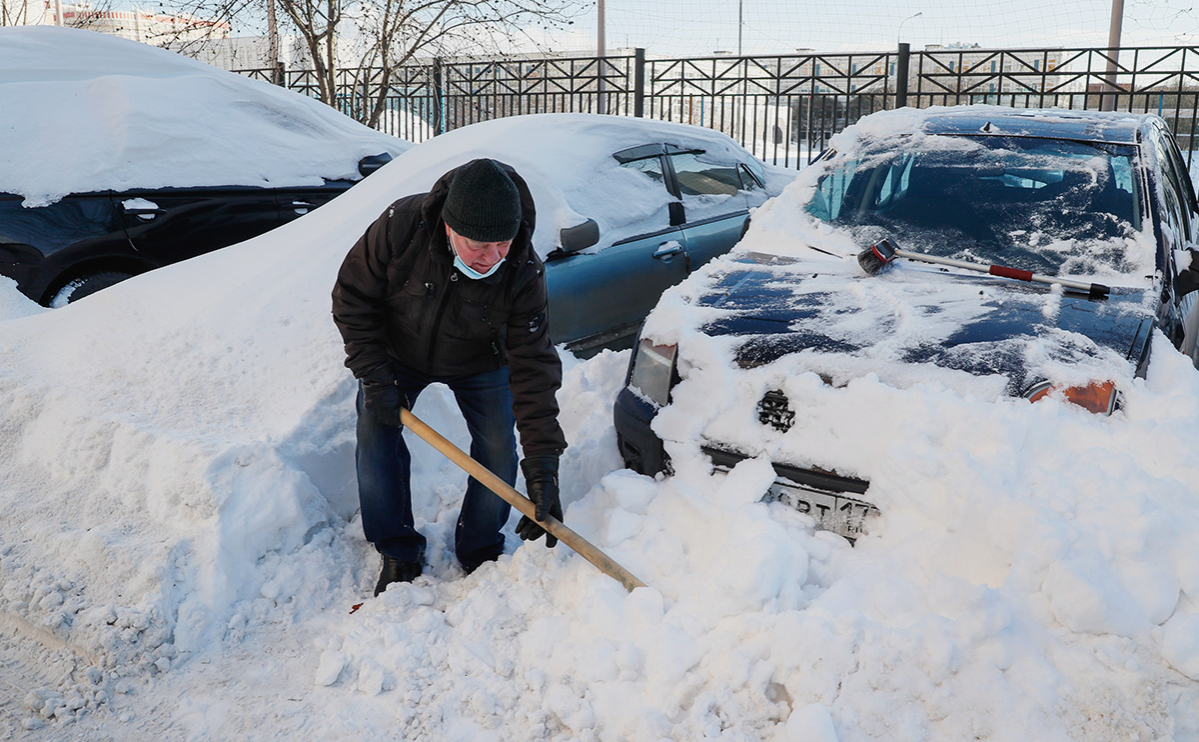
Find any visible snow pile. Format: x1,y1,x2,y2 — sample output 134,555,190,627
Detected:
0,277,48,320
0,26,411,206
0,100,1197,740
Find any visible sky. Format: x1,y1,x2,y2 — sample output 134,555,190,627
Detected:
4,23,1199,742
105,0,1199,58
510,0,1199,58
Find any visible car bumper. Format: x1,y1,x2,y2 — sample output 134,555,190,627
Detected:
615,383,879,538
703,446,870,495
0,261,46,303
615,382,872,492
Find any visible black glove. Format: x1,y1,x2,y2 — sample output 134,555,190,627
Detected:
516,455,562,547
361,365,407,428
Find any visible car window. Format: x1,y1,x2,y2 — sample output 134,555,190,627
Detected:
742,160,767,189
619,156,666,185
669,152,742,196
1152,131,1191,245
1157,126,1199,212
738,164,762,191
805,136,1149,279
0,195,123,255
875,155,915,207
807,157,857,222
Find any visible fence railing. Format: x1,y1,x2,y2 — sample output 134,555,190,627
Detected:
233,44,1199,168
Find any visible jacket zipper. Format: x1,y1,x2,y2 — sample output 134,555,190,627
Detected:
425,271,458,371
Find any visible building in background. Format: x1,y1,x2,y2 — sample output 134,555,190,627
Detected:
36,1,229,43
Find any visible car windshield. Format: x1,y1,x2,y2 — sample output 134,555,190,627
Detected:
805,135,1146,278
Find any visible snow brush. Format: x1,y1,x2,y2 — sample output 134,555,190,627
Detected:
399,407,647,592
857,238,1111,299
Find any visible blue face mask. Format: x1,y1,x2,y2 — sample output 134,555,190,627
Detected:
453,251,505,280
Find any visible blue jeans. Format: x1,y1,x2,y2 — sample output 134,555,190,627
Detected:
355,364,518,572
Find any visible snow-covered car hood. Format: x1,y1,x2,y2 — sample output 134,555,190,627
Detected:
0,26,411,206
637,104,1166,402
677,252,1155,397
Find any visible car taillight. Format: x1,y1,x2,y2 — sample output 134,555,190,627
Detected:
1026,380,1118,415
629,339,677,407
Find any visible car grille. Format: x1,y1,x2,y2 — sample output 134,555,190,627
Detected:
758,390,795,432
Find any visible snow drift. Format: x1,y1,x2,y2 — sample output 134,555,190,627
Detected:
0,101,1197,741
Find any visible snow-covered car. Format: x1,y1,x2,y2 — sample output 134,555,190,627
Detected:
0,26,411,306
613,106,1199,539
369,112,794,354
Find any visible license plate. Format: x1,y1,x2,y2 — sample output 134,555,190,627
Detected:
763,481,879,539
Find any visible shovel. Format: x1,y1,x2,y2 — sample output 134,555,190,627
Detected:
399,407,648,592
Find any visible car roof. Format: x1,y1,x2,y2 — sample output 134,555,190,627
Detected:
364,112,775,259
918,106,1152,145
0,26,410,206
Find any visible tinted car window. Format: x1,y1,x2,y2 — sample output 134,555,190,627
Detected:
669,152,742,196
0,195,123,255
1151,132,1190,247
806,136,1147,278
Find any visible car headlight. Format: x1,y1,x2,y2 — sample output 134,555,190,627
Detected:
1025,380,1118,415
629,338,677,407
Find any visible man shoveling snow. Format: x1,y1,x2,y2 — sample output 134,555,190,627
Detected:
332,158,566,595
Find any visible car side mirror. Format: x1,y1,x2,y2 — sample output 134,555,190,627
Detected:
559,219,600,253
358,152,394,177
669,201,686,227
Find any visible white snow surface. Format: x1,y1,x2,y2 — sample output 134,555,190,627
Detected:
0,26,411,207
0,98,1198,741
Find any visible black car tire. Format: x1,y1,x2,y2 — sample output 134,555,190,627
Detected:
50,271,135,307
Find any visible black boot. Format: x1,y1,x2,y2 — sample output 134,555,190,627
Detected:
375,555,422,596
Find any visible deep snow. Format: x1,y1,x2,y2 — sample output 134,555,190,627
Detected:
0,27,410,207
0,46,1198,742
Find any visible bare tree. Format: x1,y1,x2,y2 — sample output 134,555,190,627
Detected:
1,0,38,25
162,0,584,127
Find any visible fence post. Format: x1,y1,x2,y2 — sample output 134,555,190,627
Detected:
895,43,910,109
634,48,646,117
432,57,445,135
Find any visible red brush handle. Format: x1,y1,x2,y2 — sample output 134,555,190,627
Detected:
989,265,1034,282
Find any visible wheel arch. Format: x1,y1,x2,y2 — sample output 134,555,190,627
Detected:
40,255,159,306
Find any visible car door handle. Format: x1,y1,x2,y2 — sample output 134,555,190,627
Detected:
124,208,166,221
654,241,684,260
121,200,165,220
290,200,315,214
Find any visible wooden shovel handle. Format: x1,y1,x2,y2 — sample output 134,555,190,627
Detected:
399,408,648,592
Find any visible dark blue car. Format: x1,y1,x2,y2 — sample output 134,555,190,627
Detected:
613,107,1199,539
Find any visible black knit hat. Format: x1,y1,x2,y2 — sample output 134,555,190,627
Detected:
441,158,522,242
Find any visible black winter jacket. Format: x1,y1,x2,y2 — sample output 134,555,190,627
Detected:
331,163,566,456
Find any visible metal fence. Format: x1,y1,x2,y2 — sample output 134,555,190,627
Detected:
234,44,1199,168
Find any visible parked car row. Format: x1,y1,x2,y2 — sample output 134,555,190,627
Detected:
0,26,410,306
10,28,1197,545
614,106,1199,539
1,28,792,355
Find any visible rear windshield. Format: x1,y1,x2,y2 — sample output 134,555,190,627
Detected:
805,135,1146,278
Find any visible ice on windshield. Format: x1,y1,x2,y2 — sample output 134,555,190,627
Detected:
804,135,1155,280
